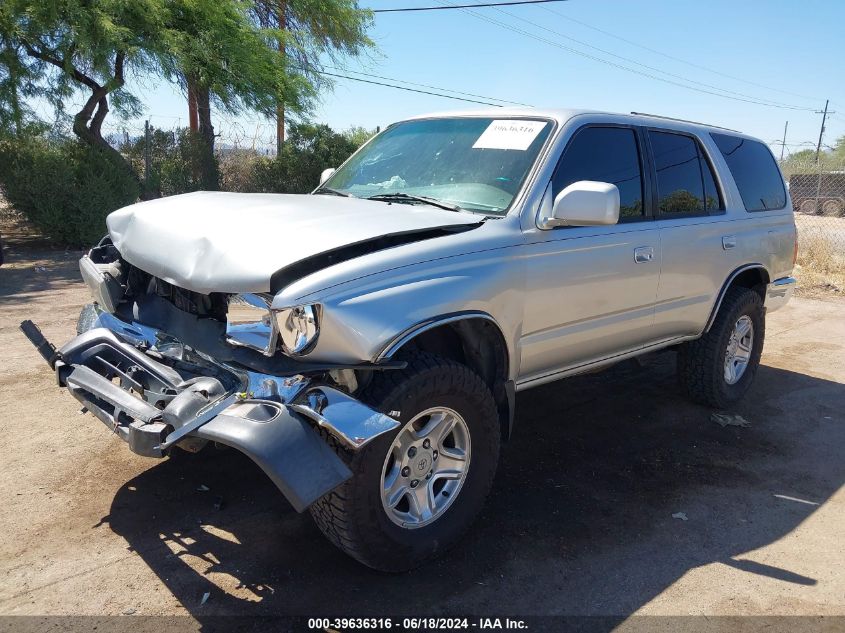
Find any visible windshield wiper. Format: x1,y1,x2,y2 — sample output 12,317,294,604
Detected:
366,192,462,213
314,187,352,197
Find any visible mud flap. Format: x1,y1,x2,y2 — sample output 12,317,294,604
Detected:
193,409,352,512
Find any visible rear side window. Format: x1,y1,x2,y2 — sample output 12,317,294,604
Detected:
649,131,722,214
711,133,786,211
553,126,644,219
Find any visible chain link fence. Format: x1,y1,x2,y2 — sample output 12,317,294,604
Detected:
780,160,845,291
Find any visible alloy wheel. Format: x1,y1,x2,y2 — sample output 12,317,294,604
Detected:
380,407,471,529
724,315,754,385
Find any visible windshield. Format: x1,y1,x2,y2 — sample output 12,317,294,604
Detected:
319,117,553,216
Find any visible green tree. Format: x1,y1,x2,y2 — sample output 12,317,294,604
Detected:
0,0,165,182
344,125,377,147
151,0,373,189
785,149,818,164
779,145,842,179
251,1,374,152
660,189,702,213
118,126,209,197
246,121,361,193
0,0,372,192
832,135,845,163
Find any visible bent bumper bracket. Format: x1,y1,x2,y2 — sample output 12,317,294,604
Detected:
19,314,400,511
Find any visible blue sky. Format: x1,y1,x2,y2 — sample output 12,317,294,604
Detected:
104,0,845,155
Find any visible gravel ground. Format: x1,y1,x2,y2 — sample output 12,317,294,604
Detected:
1,225,844,624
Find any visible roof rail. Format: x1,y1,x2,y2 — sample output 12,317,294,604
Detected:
629,112,739,133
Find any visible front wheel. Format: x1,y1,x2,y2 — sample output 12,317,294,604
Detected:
309,353,500,571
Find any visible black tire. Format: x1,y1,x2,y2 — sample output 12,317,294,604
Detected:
309,352,500,572
677,286,765,408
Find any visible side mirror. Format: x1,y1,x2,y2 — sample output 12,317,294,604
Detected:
540,180,620,228
319,168,336,186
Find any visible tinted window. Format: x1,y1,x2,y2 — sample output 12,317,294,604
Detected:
649,131,721,214
702,155,721,211
554,127,644,219
712,133,786,211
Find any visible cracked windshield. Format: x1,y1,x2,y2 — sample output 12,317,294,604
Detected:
321,117,552,215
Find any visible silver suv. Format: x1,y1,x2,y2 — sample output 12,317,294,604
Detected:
22,109,797,571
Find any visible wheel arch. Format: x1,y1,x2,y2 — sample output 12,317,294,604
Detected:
704,264,770,333
376,312,516,441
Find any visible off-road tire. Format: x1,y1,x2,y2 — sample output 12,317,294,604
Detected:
309,352,500,572
677,286,765,408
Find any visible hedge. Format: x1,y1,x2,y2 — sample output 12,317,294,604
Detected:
0,137,139,247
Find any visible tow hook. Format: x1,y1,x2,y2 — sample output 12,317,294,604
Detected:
20,320,62,368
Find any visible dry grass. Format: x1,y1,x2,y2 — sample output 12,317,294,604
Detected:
794,214,845,297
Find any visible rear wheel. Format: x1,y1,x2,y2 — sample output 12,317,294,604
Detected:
677,287,765,408
799,199,818,214
310,352,500,571
822,198,844,217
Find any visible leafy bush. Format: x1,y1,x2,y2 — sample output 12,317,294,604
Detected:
0,121,371,247
119,127,214,197
118,122,371,195
0,136,139,246
246,123,369,194
117,122,369,196
218,148,264,193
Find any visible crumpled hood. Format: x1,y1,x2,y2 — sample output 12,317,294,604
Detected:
107,191,481,294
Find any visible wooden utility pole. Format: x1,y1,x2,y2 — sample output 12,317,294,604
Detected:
779,121,788,162
815,100,834,164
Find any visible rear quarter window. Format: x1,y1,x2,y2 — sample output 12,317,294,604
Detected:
711,133,787,211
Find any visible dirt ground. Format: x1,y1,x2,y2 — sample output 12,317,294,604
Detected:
1,215,844,626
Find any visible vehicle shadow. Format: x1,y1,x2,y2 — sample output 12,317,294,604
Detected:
104,353,845,622
0,245,83,305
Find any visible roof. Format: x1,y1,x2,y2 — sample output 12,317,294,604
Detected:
401,106,760,142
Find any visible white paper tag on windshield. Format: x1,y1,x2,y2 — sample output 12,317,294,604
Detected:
472,120,547,151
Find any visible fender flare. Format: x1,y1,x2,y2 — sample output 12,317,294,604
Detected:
375,310,506,362
374,310,517,440
704,263,769,333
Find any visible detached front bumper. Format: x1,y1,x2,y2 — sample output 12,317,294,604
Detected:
20,306,399,512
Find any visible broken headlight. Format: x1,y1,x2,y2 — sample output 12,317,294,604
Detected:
226,294,277,356
274,304,320,355
79,241,126,313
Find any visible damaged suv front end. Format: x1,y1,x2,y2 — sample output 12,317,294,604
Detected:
21,236,405,512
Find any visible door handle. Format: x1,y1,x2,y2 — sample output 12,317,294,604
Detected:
634,246,654,263
722,235,737,250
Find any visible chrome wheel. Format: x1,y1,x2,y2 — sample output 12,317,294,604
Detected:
724,315,754,385
380,407,471,529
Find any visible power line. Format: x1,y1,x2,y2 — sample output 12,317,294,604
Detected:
320,64,532,106
540,6,823,104
826,113,845,127
372,0,569,12
770,141,822,149
487,3,815,111
297,62,530,106
315,69,507,106
440,0,818,111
